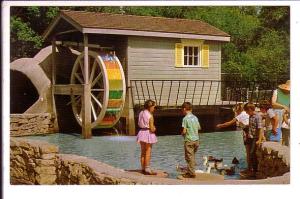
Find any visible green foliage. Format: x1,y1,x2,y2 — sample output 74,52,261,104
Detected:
11,16,43,47
10,6,289,82
10,7,59,60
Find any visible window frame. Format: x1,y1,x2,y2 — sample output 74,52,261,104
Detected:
182,44,201,67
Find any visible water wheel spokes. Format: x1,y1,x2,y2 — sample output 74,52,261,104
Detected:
70,51,107,127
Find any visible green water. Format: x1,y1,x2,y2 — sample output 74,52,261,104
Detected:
28,131,246,179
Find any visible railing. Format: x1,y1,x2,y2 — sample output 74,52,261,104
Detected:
130,80,278,109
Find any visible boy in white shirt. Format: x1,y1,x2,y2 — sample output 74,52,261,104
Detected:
259,100,280,142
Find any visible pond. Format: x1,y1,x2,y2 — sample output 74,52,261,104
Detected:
28,131,247,179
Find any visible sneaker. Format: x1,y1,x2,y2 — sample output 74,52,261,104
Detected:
144,168,157,175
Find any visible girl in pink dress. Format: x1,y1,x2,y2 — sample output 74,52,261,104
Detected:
136,99,157,175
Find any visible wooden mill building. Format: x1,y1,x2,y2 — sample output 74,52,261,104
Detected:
39,10,231,137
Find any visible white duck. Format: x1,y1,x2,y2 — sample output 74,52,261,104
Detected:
195,156,211,174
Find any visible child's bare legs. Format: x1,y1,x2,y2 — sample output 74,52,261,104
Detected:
140,142,155,174
140,142,146,171
144,143,153,172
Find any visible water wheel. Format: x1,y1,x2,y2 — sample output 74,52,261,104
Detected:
70,51,126,129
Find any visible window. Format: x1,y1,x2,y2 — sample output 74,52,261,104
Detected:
184,46,199,66
175,40,209,68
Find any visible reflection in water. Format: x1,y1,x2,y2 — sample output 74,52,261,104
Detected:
28,131,246,179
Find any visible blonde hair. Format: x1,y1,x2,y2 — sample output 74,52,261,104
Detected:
244,102,256,111
233,103,244,113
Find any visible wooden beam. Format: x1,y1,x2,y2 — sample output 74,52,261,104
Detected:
81,33,92,139
53,84,84,95
51,37,59,132
56,41,114,50
55,29,79,36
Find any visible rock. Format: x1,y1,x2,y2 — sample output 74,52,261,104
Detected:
41,154,56,160
18,140,31,149
34,166,56,175
78,175,89,185
39,144,59,154
10,123,20,130
36,159,55,166
36,174,57,185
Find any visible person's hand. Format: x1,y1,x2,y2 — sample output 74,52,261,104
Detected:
256,140,262,145
216,124,222,129
284,106,290,113
150,126,156,133
272,129,277,135
262,135,266,142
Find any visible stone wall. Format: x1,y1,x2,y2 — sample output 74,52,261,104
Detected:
10,138,59,184
10,137,290,185
256,142,290,179
10,113,55,136
10,138,142,185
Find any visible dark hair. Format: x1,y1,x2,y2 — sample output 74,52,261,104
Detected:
144,99,156,110
244,102,256,111
259,100,272,110
181,102,192,111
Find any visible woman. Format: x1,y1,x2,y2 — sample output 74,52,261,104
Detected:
271,80,290,143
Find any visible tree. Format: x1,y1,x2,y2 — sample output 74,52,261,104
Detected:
10,6,289,82
10,7,59,60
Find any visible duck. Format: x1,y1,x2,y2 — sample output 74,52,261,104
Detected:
219,166,235,176
207,156,223,169
232,157,240,165
195,156,211,174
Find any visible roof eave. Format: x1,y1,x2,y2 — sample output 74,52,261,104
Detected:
82,27,230,42
42,13,83,41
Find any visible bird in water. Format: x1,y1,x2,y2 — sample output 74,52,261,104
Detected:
232,157,240,165
195,156,212,173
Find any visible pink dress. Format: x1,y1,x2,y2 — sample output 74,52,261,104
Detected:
136,110,157,144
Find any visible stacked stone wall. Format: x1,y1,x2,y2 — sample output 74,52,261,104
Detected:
10,113,55,136
256,142,290,179
10,138,59,184
10,138,136,185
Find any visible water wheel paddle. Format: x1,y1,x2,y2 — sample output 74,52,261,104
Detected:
70,51,126,128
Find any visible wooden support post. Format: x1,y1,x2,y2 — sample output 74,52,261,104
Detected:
127,88,136,135
81,34,92,139
51,37,59,132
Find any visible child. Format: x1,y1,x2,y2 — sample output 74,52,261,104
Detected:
216,103,250,174
179,102,201,178
136,99,157,175
216,103,249,135
259,100,280,142
243,102,264,178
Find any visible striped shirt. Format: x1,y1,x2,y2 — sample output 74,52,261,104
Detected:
248,112,263,138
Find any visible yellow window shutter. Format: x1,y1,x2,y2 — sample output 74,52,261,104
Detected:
201,45,209,68
175,43,183,67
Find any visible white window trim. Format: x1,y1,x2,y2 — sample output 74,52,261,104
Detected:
182,44,202,67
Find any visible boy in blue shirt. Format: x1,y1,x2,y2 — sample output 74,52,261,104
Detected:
180,102,201,178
